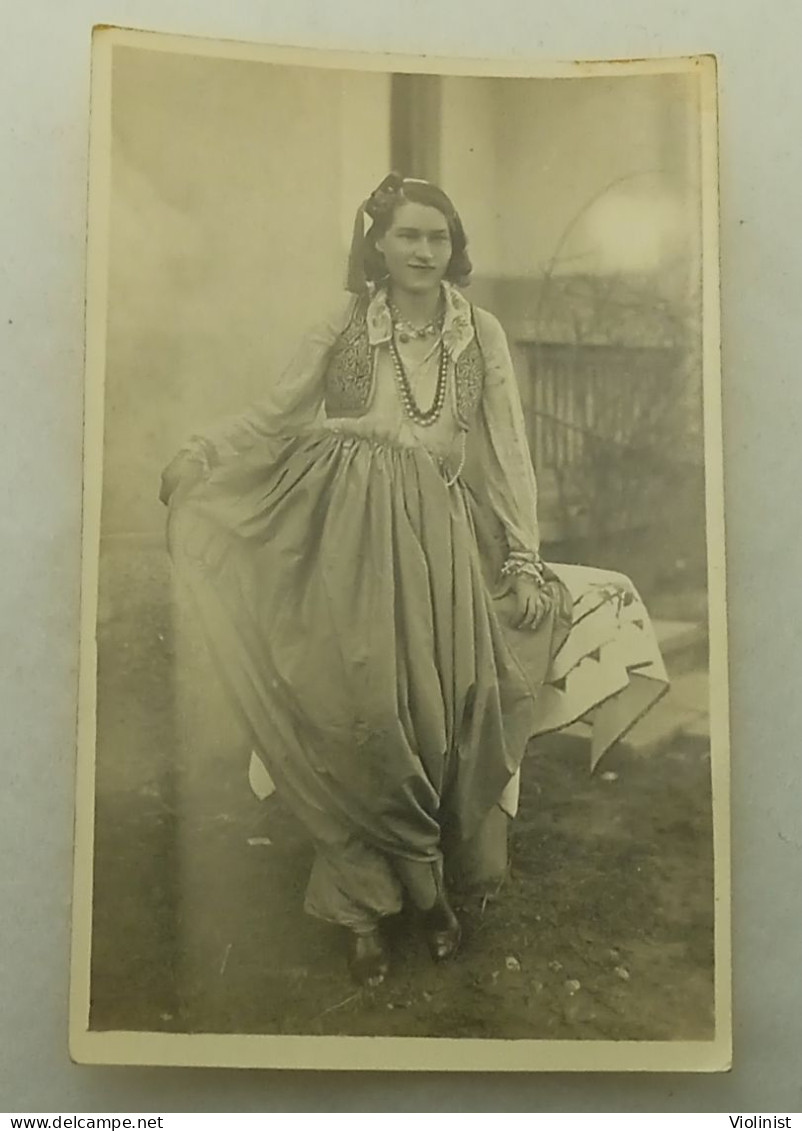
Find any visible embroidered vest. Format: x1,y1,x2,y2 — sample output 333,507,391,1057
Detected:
323,294,486,428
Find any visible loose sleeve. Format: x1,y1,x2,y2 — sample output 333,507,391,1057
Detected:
471,310,543,572
177,294,356,470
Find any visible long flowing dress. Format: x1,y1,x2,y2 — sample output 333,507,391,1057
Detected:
166,282,668,930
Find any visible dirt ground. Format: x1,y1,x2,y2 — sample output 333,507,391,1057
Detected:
89,546,715,1042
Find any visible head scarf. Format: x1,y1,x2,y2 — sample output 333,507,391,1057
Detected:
345,173,441,294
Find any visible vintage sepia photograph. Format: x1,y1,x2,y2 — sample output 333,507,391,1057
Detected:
71,29,728,1071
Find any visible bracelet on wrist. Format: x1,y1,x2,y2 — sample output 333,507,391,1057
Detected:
500,551,547,587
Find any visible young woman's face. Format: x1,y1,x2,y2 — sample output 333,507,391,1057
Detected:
375,202,453,294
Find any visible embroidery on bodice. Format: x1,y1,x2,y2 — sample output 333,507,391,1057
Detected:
453,332,484,427
323,288,486,426
323,295,374,419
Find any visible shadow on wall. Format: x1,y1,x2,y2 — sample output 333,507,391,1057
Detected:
104,48,390,539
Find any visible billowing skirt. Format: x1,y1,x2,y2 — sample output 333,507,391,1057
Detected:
168,429,668,914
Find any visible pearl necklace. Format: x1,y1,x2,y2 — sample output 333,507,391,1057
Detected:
389,337,449,427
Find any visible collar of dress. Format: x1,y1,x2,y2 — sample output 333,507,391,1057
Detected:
365,281,476,362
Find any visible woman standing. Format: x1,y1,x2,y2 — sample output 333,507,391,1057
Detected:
161,174,668,987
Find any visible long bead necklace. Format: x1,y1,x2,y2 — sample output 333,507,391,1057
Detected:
389,336,449,427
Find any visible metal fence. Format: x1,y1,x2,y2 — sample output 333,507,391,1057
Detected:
520,341,683,478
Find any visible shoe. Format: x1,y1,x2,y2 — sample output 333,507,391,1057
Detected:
422,896,462,963
347,926,390,987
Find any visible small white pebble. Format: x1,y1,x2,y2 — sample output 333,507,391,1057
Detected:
565,979,581,995
505,956,522,972
615,966,631,981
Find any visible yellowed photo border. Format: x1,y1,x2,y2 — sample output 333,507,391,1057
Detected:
71,25,729,1072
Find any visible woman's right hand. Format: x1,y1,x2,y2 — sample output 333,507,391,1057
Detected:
159,452,206,507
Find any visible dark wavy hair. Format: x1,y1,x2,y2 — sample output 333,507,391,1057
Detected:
352,174,473,289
